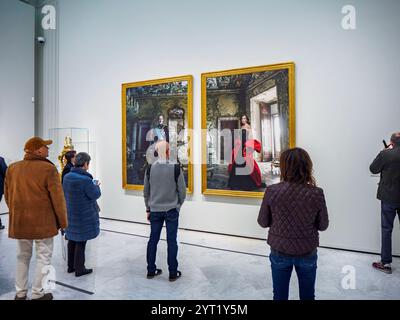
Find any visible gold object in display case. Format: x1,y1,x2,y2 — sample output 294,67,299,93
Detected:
58,136,74,173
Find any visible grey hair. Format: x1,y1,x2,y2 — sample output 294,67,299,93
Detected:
391,132,400,147
74,152,91,168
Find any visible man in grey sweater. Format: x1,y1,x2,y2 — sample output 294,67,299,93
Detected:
144,140,186,281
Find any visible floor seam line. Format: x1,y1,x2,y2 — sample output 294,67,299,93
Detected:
100,228,268,258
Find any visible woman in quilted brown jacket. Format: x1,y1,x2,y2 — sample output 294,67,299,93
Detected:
258,147,329,300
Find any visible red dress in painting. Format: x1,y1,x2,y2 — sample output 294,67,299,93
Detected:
228,132,263,191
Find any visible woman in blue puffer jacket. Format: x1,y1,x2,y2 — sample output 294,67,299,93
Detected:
62,152,101,277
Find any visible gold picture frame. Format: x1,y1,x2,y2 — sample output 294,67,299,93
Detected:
201,62,295,198
122,75,193,193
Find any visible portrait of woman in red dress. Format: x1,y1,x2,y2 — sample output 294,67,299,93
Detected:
228,114,265,191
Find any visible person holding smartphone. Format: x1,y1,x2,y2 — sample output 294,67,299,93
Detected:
370,132,400,274
62,152,101,277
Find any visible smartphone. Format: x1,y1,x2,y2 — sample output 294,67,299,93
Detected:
383,140,389,148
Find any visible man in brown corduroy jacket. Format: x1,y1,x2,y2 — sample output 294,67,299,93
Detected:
4,137,68,300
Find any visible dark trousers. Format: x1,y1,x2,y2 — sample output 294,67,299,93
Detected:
68,240,87,272
381,201,400,264
0,194,3,226
269,249,317,300
147,209,179,275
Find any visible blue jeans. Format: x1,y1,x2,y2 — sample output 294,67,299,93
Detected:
147,209,179,275
269,249,317,300
381,201,400,264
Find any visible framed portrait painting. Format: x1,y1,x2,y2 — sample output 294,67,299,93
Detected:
122,75,193,192
201,62,295,198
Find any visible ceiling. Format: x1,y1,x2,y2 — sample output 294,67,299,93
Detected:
18,0,47,8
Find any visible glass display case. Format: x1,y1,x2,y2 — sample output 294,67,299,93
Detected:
48,127,90,172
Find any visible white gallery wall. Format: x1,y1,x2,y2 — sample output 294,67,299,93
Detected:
50,0,400,254
0,0,34,213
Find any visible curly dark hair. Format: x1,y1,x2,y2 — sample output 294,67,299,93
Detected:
280,148,316,187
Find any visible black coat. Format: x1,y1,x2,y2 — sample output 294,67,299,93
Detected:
370,146,400,203
61,162,74,184
0,157,7,199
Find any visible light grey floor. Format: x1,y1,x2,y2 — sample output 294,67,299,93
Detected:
0,214,399,300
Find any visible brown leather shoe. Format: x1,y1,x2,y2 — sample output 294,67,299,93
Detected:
372,261,392,274
32,293,53,300
14,295,27,300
